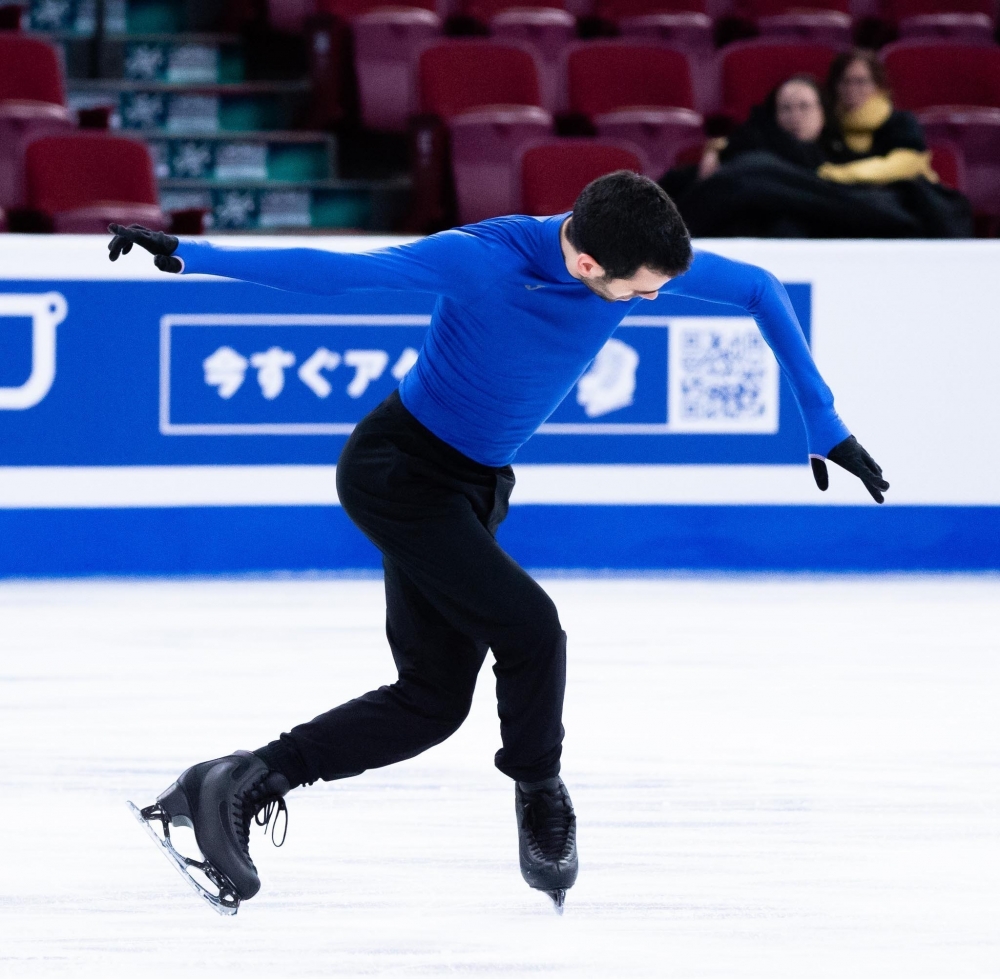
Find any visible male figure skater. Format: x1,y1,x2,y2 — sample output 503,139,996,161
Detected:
112,172,888,914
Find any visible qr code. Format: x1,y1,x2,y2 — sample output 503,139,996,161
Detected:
667,317,779,433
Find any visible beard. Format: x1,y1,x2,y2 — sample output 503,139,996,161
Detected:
578,274,623,302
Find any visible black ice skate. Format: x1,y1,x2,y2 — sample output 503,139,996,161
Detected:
515,776,578,913
128,750,290,915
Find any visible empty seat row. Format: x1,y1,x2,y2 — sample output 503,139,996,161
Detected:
360,36,1000,129
348,4,999,114
269,0,999,28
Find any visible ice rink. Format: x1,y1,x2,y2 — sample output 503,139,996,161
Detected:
1,575,997,978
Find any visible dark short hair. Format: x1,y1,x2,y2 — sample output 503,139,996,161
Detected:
567,170,692,279
826,49,889,102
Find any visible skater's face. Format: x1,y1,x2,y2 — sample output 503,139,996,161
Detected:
579,265,673,302
560,216,674,301
775,80,825,143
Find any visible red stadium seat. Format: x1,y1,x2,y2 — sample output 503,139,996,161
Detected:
567,43,696,117
897,14,994,44
884,43,1000,217
729,0,850,45
0,35,74,210
618,14,714,63
25,133,167,233
595,0,706,18
718,40,842,122
451,105,554,222
353,8,442,132
490,8,576,111
594,108,703,176
883,0,993,17
468,0,566,20
420,43,552,223
737,0,848,13
419,40,543,117
267,0,314,32
519,140,646,215
319,0,436,16
756,12,852,46
519,140,646,214
928,141,967,193
567,43,701,173
0,34,65,105
882,42,1000,110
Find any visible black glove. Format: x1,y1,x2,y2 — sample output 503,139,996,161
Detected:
811,435,889,504
107,223,182,273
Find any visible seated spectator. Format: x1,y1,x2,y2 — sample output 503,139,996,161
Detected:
660,67,971,238
703,75,834,182
821,50,934,187
817,49,971,237
660,75,834,211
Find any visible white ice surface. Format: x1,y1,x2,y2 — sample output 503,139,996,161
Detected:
0,576,998,978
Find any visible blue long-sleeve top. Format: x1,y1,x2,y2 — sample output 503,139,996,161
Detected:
175,214,849,467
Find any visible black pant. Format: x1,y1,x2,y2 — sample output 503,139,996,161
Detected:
260,391,566,787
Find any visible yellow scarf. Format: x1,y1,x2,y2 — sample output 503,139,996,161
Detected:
820,91,938,185
839,91,893,155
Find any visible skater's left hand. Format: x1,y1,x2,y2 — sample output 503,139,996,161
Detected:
810,436,889,504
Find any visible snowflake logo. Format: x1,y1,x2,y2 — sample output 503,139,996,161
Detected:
122,93,165,129
125,45,166,80
172,142,213,178
215,191,256,228
32,0,72,30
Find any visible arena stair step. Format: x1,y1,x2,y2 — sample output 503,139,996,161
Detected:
158,176,411,232
66,79,311,133
147,132,337,182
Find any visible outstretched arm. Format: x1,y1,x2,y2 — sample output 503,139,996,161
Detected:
667,249,889,502
107,223,486,300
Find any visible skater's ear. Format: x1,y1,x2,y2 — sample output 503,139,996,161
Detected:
572,252,607,281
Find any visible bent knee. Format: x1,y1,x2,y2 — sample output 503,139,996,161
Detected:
393,679,476,733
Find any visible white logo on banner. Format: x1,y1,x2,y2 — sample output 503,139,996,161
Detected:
0,292,68,410
576,337,640,418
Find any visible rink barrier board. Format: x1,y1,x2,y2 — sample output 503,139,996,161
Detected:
2,236,1000,574
0,505,997,576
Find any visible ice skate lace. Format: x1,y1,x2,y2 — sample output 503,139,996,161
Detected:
523,786,573,861
236,778,289,855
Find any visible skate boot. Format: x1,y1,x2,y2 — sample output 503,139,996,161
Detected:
515,776,578,913
128,750,290,915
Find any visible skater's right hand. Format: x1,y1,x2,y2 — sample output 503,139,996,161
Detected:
108,224,182,273
810,435,889,504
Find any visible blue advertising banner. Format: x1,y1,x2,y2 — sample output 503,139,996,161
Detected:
0,279,811,466
1,236,999,575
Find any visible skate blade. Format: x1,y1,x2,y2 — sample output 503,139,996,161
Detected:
127,801,240,916
545,888,566,914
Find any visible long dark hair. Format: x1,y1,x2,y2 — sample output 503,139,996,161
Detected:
826,49,890,104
